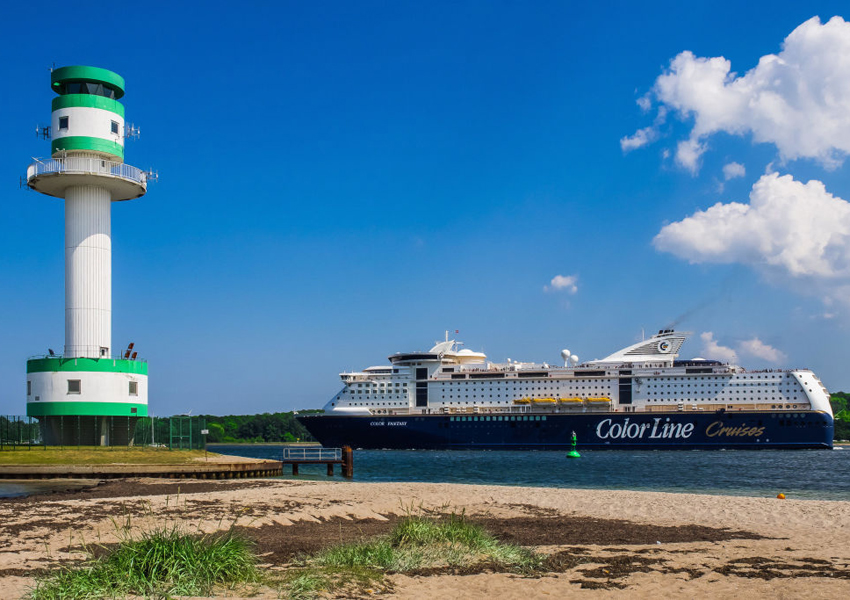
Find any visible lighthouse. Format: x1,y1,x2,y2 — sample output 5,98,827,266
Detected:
25,66,149,446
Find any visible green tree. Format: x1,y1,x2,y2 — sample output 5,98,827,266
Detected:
206,423,225,443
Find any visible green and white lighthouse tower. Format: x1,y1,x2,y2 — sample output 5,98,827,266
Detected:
25,66,149,445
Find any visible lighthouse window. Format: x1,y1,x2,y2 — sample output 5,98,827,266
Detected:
111,121,119,134
67,379,81,394
59,116,69,130
27,381,31,396
129,381,138,396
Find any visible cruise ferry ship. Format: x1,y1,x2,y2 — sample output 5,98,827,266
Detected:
297,330,834,450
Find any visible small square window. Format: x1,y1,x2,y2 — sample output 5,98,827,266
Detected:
59,116,69,130
67,379,81,394
111,121,119,135
129,381,138,396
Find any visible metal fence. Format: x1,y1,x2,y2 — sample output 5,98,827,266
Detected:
132,416,207,450
0,416,42,449
0,415,206,449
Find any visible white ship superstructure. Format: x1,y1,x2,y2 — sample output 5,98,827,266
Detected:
323,330,833,417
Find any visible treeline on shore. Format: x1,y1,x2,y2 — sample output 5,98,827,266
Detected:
200,394,850,444
199,411,321,443
831,392,850,440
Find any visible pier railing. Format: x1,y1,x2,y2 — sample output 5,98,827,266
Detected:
282,446,352,477
283,446,341,461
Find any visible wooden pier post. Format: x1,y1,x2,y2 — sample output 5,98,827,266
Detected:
342,446,353,478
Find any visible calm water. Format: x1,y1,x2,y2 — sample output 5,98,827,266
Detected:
0,479,100,499
207,445,850,501
3,447,847,500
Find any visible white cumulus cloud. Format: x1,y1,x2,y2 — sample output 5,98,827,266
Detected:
700,332,738,363
738,338,787,363
620,126,657,152
723,162,746,180
626,16,850,173
544,274,578,294
654,172,850,280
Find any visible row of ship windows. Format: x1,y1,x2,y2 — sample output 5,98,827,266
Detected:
646,375,790,380
355,383,406,388
648,390,799,396
355,388,610,394
450,415,547,422
648,383,793,388
353,378,795,387
646,397,800,402
440,398,521,402
442,386,613,392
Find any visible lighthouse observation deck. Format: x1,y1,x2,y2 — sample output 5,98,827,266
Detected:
27,156,147,201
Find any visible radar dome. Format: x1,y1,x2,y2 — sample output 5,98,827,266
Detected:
570,354,579,366
561,349,570,362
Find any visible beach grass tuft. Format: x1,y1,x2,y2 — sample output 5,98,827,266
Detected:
281,511,543,597
30,513,259,599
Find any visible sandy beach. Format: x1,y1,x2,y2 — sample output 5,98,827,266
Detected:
1,479,849,598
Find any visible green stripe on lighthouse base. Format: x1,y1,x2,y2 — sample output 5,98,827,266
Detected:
27,357,148,375
27,401,148,417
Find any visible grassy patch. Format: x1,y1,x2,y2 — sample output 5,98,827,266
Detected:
281,512,544,598
31,506,551,599
30,509,260,599
0,447,215,465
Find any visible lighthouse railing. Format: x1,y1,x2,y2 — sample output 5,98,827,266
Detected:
27,157,147,185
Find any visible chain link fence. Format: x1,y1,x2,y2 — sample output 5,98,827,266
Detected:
0,415,206,449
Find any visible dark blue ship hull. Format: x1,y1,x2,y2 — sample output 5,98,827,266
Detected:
298,410,834,450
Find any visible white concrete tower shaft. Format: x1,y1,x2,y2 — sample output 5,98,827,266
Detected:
65,184,112,357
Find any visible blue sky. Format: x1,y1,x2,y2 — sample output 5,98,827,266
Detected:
2,1,850,415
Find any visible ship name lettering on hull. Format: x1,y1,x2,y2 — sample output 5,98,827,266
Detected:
596,417,695,440
705,421,765,437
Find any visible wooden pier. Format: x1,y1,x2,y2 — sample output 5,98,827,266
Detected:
0,459,283,480
282,446,353,478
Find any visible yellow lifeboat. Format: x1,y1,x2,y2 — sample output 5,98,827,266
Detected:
559,397,583,404
587,396,612,403
532,397,557,404
513,397,531,405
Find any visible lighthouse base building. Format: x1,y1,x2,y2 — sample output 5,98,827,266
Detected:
24,66,150,446
27,357,148,445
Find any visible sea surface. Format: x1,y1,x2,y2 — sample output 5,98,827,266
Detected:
3,447,848,500
206,445,850,501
